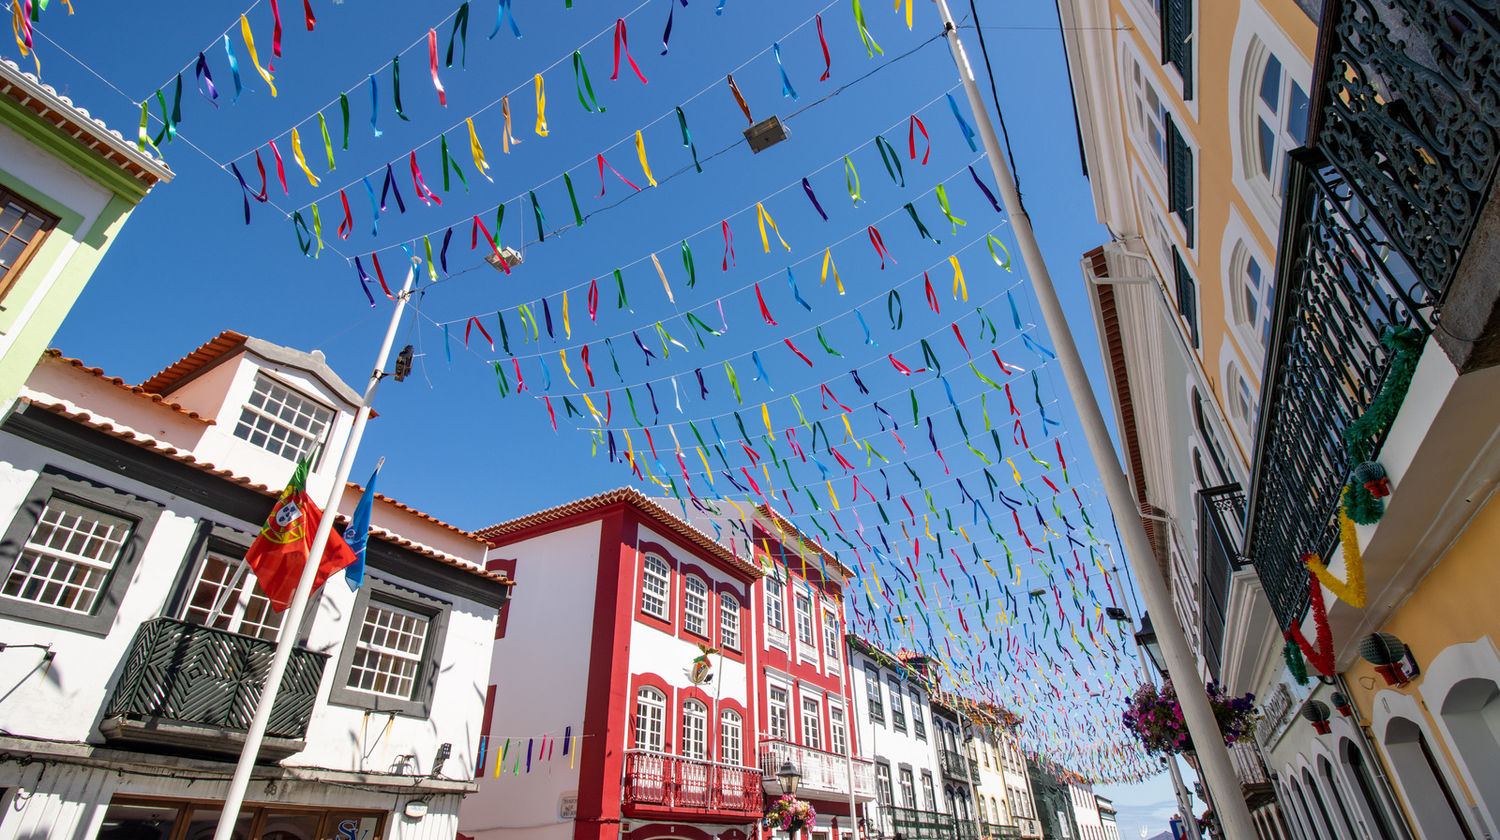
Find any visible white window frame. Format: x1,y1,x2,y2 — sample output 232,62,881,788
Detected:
720,709,743,766
3,495,133,616
768,684,791,740
181,551,279,642
641,553,671,620
899,767,916,808
765,573,785,630
720,592,741,649
801,695,823,751
888,675,907,732
682,699,708,760
830,703,848,756
684,574,709,637
233,372,334,465
344,599,430,702
1249,50,1308,200
822,605,840,662
635,687,666,751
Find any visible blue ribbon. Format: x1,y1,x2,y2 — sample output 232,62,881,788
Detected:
855,310,877,346
362,176,381,235
751,350,773,389
229,163,253,224
369,74,383,138
223,34,243,102
661,0,687,55
444,325,453,365
774,42,798,100
969,165,1000,212
489,0,522,39
539,355,551,391
948,93,977,152
440,227,453,274
802,177,827,221
354,257,376,306
787,267,811,311
194,52,218,107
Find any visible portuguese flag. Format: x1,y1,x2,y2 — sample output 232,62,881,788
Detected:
245,457,358,612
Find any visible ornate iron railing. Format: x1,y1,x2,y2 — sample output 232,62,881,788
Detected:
758,738,877,798
986,823,1021,840
1246,0,1500,628
104,617,327,739
889,806,958,840
1198,484,1246,679
938,748,970,780
623,750,762,814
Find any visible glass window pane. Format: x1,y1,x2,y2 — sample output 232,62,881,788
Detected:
0,237,24,269
180,805,254,840
98,802,181,840
1288,82,1310,145
1258,120,1277,175
1259,55,1282,110
259,811,325,839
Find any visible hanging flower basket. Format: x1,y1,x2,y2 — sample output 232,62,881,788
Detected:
1121,680,1258,755
764,795,817,835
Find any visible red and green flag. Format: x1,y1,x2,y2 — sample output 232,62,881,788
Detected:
245,457,358,612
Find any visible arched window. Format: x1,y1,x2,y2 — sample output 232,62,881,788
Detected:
635,687,665,751
1301,768,1343,840
1384,715,1478,839
1340,738,1399,840
720,592,741,649
681,699,707,759
1228,362,1256,430
1318,755,1359,839
683,575,708,636
720,709,742,766
1247,49,1308,194
1230,242,1276,350
1439,676,1500,826
641,554,671,619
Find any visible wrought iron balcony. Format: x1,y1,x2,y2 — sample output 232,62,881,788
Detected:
622,750,762,817
1244,0,1500,628
1198,484,1246,680
889,806,958,840
100,617,328,760
986,823,1021,840
759,737,877,799
938,748,971,780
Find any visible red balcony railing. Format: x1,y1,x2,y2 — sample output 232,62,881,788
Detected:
623,750,763,816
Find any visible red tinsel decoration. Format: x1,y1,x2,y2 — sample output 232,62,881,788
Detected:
1287,567,1336,676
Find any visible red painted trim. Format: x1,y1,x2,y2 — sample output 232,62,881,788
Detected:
575,509,635,840
625,823,750,840
634,540,677,636
480,684,497,740
628,672,675,751
486,557,518,639
677,563,715,646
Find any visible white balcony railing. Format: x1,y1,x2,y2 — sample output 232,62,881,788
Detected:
758,738,876,799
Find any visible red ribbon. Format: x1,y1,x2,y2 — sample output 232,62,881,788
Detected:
815,14,831,81
428,29,447,107
951,322,970,356
597,153,640,195
868,225,894,268
889,354,915,376
993,349,1019,375
544,396,556,430
1004,382,1020,416
253,150,269,201
612,19,648,84
270,0,283,57
337,190,353,239
582,344,595,385
785,338,813,366
470,216,509,272
410,151,442,205
304,0,316,31
588,278,599,321
513,358,527,391
268,140,289,195
370,253,395,299
924,272,939,311
721,220,735,270
820,384,850,412
465,316,494,350
909,116,929,165
755,283,777,326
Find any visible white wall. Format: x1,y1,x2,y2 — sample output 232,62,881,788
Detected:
847,648,942,826
461,520,601,840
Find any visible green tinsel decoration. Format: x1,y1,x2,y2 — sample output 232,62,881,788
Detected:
1340,327,1424,525
1284,636,1309,686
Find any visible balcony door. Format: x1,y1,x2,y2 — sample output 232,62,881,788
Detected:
181,552,280,642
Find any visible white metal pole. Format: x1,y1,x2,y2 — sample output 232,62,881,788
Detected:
928,4,1257,837
213,267,417,840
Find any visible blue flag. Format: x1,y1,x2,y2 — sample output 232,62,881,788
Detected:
344,461,381,590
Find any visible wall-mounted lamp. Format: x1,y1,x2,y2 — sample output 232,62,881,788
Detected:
1330,692,1353,718
403,799,429,820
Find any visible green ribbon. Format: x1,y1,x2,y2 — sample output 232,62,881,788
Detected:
816,327,842,356
137,102,160,155
852,0,883,57
392,56,411,120
921,339,941,375
685,312,720,343
564,173,584,228
318,112,336,171
495,203,506,249
910,388,919,427
614,268,629,310
677,106,701,173
626,387,643,425
440,135,468,192
888,289,903,330
447,2,470,67
725,362,742,404
903,202,938,243
291,211,313,255
681,239,696,287
844,155,861,204
339,93,350,150
935,184,966,233
310,203,323,258
572,51,605,112
529,190,547,241
153,88,174,145
988,234,1012,270
875,135,904,186
496,311,511,354
493,361,510,396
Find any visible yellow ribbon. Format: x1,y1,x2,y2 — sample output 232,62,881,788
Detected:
950,255,967,301
1305,489,1368,608
423,235,437,281
290,127,320,187
651,253,673,303
895,0,912,29
240,15,277,97
822,248,844,294
501,96,520,152
562,291,571,338
560,349,578,388
582,392,603,422
841,413,856,442
697,447,714,485
827,480,839,510
635,130,657,187
467,118,493,182
756,202,790,252
762,403,775,439
534,75,548,137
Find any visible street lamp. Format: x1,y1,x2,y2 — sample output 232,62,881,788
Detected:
777,760,802,796
1134,613,1167,676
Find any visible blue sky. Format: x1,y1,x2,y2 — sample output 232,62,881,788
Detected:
27,0,1178,826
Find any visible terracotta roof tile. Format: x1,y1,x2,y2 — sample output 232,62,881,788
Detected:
139,330,248,395
346,484,487,546
43,349,215,424
478,487,762,579
19,397,510,587
753,503,855,579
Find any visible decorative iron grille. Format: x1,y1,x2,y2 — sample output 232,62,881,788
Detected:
104,617,327,740
890,806,959,840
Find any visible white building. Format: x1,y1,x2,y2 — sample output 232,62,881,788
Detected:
0,332,511,839
967,719,1036,839
845,638,946,840
1068,783,1102,840
1094,797,1116,840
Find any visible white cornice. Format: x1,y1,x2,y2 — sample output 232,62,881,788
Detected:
1057,0,1136,231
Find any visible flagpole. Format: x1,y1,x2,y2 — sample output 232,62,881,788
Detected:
213,266,417,840
928,3,1257,837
